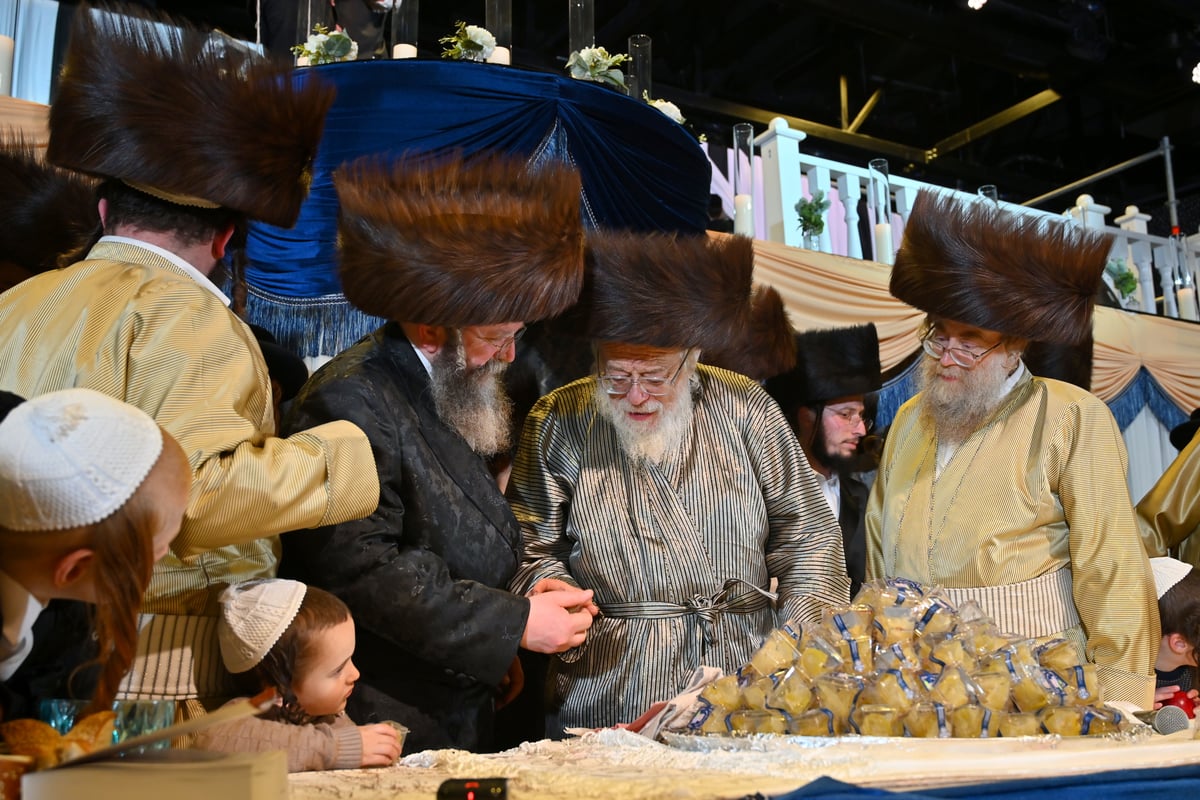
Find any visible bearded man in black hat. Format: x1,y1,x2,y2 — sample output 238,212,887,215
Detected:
278,153,597,753
765,324,882,597
866,191,1158,707
0,5,381,716
507,231,851,735
1137,411,1200,570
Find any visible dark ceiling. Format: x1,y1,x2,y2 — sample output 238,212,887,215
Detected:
151,0,1200,235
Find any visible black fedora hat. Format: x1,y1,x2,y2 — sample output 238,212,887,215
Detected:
1170,408,1200,452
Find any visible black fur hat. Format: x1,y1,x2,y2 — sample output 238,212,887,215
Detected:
764,324,881,413
1023,336,1093,391
583,231,795,380
336,152,585,326
47,2,334,228
891,191,1111,345
0,137,98,275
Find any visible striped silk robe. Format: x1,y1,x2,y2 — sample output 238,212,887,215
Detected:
508,366,851,732
866,368,1158,707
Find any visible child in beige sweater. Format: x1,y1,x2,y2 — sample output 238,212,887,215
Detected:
194,579,402,771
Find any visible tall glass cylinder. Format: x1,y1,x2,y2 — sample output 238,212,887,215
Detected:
295,0,335,65
390,0,419,59
568,0,594,54
485,0,512,64
977,184,999,205
627,34,652,100
868,158,893,264
733,123,755,238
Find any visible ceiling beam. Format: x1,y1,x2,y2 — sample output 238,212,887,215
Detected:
930,88,1062,160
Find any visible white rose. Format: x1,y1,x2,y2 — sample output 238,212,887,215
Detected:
464,25,497,61
650,98,685,124
306,33,327,49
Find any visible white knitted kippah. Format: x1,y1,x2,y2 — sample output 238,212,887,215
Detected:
1151,557,1193,601
0,388,163,531
218,579,307,674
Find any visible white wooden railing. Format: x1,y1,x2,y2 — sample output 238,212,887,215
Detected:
705,118,1200,320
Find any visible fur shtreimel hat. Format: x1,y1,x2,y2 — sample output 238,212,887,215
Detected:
336,153,586,327
0,137,98,275
891,191,1111,345
1023,336,1094,391
46,3,334,228
764,324,881,412
583,231,795,380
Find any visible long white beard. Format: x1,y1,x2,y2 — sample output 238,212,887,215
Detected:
429,338,513,456
593,379,695,466
916,352,1012,445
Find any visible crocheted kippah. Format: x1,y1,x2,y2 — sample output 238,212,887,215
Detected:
218,579,307,674
1151,557,1193,601
0,388,162,531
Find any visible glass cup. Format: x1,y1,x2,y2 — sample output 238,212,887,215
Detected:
39,698,177,751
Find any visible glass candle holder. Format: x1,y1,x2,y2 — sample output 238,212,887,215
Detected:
485,0,512,64
977,184,999,204
390,0,419,59
568,0,594,56
868,157,893,264
627,33,652,100
733,122,755,238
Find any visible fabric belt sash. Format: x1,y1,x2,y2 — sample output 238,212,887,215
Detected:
116,614,235,701
598,579,777,644
938,567,1080,640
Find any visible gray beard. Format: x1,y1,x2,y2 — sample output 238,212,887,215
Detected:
592,378,695,466
916,352,1012,445
429,338,513,456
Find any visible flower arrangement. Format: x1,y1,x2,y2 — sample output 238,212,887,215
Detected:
440,21,496,62
795,190,832,237
291,24,358,65
640,91,685,124
1105,258,1139,300
566,46,628,90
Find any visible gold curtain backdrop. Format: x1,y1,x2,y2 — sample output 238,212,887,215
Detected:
745,234,1200,412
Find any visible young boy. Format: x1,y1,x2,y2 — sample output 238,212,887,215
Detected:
1151,557,1200,709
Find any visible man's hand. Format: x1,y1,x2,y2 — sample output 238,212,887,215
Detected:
357,723,403,767
496,656,524,709
522,587,596,653
528,578,600,616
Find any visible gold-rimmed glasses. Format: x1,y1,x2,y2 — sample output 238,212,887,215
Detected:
599,350,691,397
921,331,1002,369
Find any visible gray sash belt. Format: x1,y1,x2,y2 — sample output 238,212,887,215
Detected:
599,578,777,644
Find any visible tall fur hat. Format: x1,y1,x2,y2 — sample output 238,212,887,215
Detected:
46,2,334,228
336,152,585,326
584,231,795,379
764,324,881,413
891,191,1111,345
0,137,98,275
1023,335,1093,391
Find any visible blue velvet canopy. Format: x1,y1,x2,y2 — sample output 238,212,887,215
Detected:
242,59,709,355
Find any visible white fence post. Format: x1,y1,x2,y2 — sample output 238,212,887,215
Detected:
754,118,807,247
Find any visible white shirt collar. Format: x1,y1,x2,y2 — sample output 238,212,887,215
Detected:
0,569,46,680
98,235,231,307
411,343,433,377
814,469,841,518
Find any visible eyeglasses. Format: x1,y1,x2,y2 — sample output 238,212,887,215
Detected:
476,327,526,351
825,406,874,433
921,331,1002,369
599,350,691,397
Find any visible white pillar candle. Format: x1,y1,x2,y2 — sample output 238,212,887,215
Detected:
733,193,754,238
392,43,418,59
873,222,893,264
487,46,511,64
1178,287,1199,321
0,36,13,97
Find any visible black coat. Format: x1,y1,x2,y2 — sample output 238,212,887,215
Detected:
839,474,869,600
280,323,529,753
1,599,98,721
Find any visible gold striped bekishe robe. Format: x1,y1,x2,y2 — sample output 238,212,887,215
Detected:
509,366,851,732
865,369,1158,707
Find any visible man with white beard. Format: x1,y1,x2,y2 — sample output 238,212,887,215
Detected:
508,231,851,735
865,190,1158,708
278,154,597,753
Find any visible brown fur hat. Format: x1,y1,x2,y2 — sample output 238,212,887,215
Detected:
891,191,1111,345
764,324,881,413
584,231,796,379
46,3,334,228
0,137,98,275
336,152,585,326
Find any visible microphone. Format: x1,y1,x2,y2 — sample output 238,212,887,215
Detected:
1133,705,1190,735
